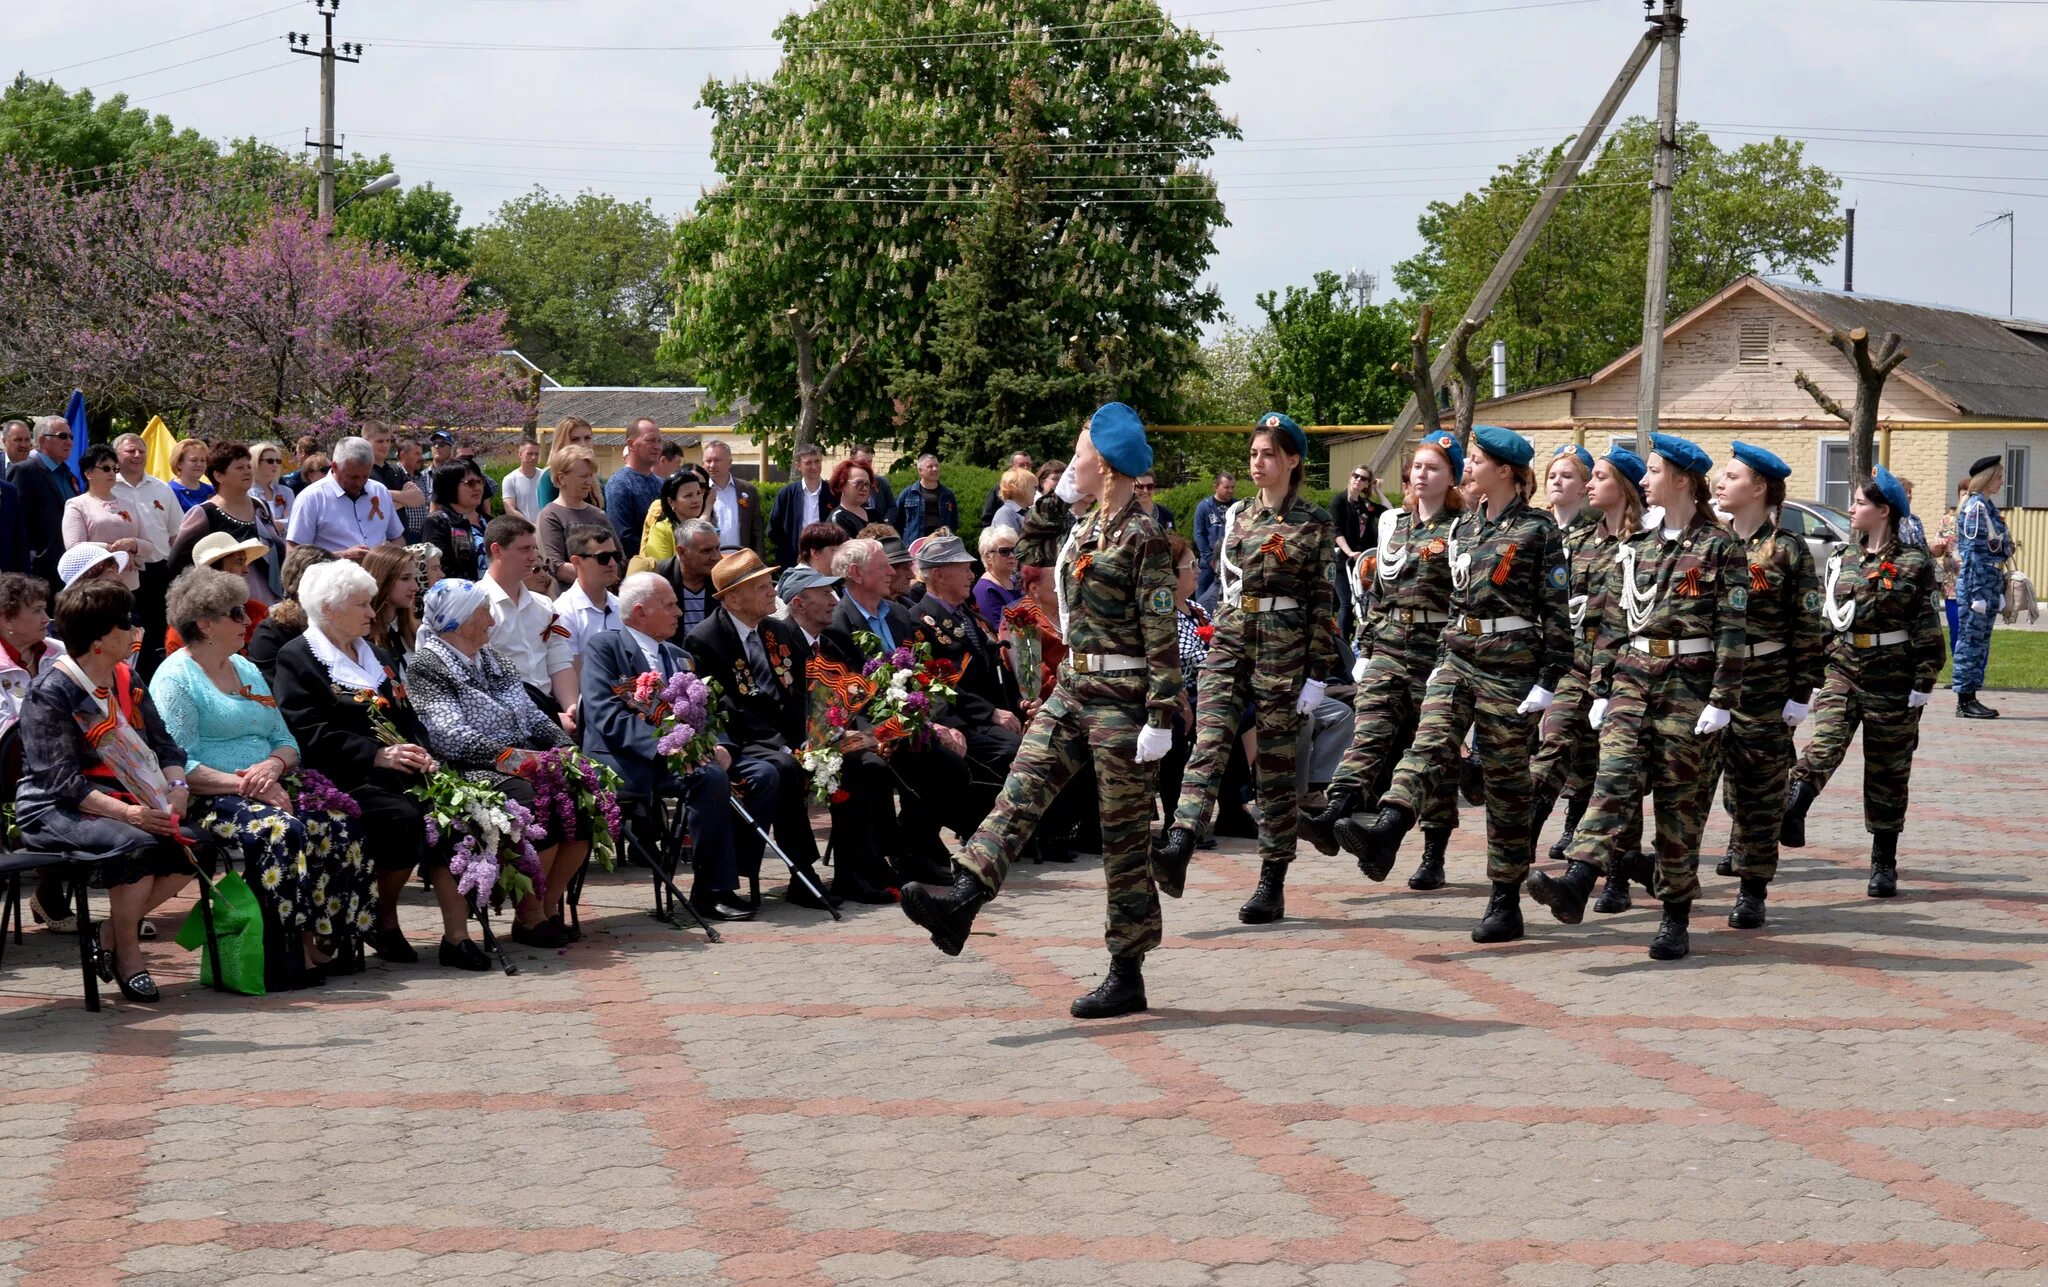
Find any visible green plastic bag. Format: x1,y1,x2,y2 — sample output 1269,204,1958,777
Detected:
173,869,267,996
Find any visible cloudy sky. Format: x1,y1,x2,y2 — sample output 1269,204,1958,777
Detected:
16,0,2048,348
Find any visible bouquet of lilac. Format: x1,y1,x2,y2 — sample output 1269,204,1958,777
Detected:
527,746,625,871
627,668,725,773
415,774,547,905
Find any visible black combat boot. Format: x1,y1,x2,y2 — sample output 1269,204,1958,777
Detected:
1728,877,1769,929
1299,787,1359,858
1591,862,1633,914
1070,954,1147,1019
1239,861,1287,924
1867,830,1900,898
1715,839,1739,879
1779,779,1817,849
1957,691,2001,719
1470,880,1525,944
1336,801,1413,882
1527,859,1599,924
1648,900,1691,960
1151,826,1196,899
1408,827,1451,891
900,869,990,956
1547,794,1588,865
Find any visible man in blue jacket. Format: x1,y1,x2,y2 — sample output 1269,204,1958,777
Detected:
1191,468,1236,605
891,453,960,542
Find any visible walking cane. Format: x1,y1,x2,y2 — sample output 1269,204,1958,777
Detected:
728,793,842,922
636,801,720,943
468,893,519,976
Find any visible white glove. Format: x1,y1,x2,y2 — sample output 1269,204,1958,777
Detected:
1054,459,1085,505
1515,685,1554,716
1971,599,1988,615
1589,698,1610,730
1693,705,1731,736
1296,678,1327,715
1351,655,1369,683
1427,665,1450,687
1907,689,1931,710
1134,724,1173,763
1782,698,1809,727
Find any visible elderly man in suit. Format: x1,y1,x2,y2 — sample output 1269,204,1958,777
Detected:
905,533,1022,825
9,415,81,591
579,571,754,921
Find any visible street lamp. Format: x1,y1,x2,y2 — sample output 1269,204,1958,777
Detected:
335,171,401,212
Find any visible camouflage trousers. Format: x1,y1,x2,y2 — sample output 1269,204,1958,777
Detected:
957,670,1163,958
1380,653,1538,883
1707,695,1795,881
1172,629,1309,865
1564,661,1721,904
1790,668,1925,835
1328,648,1459,832
1529,665,1598,812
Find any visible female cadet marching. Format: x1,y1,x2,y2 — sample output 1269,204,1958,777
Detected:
1951,454,2011,720
1341,425,1572,945
1529,446,1649,914
900,403,1181,1020
1526,444,1600,858
1706,443,1823,929
1778,466,1945,898
1526,433,1745,961
1153,413,1338,923
1298,430,1465,905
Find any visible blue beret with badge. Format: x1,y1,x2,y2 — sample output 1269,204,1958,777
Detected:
1730,440,1790,482
1087,401,1152,478
1416,430,1465,480
1256,411,1308,459
1873,464,1912,522
1472,423,1533,468
1553,442,1595,474
1648,431,1712,476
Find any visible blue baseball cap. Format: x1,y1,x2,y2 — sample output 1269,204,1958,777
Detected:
1873,464,1912,522
1087,402,1152,478
1472,424,1534,468
1416,430,1464,480
1648,431,1712,476
1730,441,1790,482
1255,411,1308,458
1553,442,1594,474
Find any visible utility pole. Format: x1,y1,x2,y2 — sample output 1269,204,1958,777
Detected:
1973,211,2016,315
289,0,363,221
1843,206,1856,292
1635,0,1685,440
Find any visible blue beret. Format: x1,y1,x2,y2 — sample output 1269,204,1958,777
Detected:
1603,447,1647,491
1552,442,1594,474
1873,464,1912,523
1255,411,1308,459
1087,402,1152,478
1730,440,1790,482
1648,431,1712,476
1416,430,1464,481
1472,424,1533,468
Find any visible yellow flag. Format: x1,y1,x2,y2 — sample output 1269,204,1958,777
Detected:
142,415,177,480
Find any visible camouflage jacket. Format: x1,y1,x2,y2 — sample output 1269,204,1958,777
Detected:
1213,494,1339,679
1359,506,1458,663
1017,492,1183,727
1589,514,1746,710
1438,495,1572,692
1733,520,1825,706
1817,538,1946,693
1562,519,1623,674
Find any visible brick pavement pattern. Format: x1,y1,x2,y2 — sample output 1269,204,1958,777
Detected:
3,693,2047,1285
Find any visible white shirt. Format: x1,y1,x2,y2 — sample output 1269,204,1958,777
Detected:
113,473,181,562
553,581,621,655
625,626,667,674
481,574,575,687
502,467,541,520
798,480,823,528
709,477,742,549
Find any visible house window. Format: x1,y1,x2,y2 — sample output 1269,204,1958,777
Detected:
2006,446,2030,509
1817,439,1852,510
1737,319,1772,366
1606,435,1638,455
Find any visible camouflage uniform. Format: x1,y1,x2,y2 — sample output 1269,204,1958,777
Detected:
1564,516,1746,903
1529,511,1616,816
1378,496,1571,883
955,492,1182,956
1712,521,1823,880
1790,539,1945,833
1328,506,1461,830
1172,495,1337,862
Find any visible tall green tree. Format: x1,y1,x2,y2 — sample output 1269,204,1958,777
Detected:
470,190,681,387
1393,118,1846,389
0,76,219,183
667,0,1238,460
1251,272,1411,426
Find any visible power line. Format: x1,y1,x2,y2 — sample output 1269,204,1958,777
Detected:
30,2,300,78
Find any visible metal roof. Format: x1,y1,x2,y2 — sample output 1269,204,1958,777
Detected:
536,387,747,430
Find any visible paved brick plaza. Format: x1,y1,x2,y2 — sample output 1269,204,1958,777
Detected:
3,692,2046,1285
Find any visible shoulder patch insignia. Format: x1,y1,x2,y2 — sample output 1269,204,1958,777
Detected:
1547,564,1568,590
1147,587,1174,615
1728,587,1749,611
1803,590,1822,612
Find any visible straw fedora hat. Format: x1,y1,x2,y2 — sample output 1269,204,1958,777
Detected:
710,549,777,598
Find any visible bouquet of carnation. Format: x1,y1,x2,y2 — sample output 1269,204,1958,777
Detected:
367,701,545,905
622,669,726,774
527,746,625,871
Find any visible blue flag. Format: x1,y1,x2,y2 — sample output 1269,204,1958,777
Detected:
63,389,87,478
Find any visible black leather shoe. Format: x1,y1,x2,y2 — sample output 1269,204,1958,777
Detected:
1151,826,1196,900
1407,827,1450,891
1868,831,1900,898
1070,955,1147,1019
1728,877,1768,928
694,897,758,922
831,878,896,906
368,924,418,964
1958,691,2000,719
787,878,844,910
1527,859,1599,925
439,938,492,971
116,969,161,1003
511,918,566,948
1239,861,1287,924
1299,787,1358,858
550,914,580,943
901,869,990,956
1780,779,1816,849
1470,880,1524,944
1591,864,1633,914
1648,900,1691,960
1335,803,1413,882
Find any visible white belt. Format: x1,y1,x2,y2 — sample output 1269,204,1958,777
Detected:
1455,614,1532,636
1393,607,1449,625
1069,652,1146,675
1629,635,1714,657
1842,629,1909,649
1234,595,1300,613
1746,640,1785,658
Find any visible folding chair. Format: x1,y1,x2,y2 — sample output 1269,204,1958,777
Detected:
0,727,106,1011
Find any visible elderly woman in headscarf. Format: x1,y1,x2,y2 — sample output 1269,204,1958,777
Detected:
405,578,592,950
271,561,489,972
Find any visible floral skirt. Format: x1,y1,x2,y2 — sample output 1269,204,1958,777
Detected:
187,795,375,939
